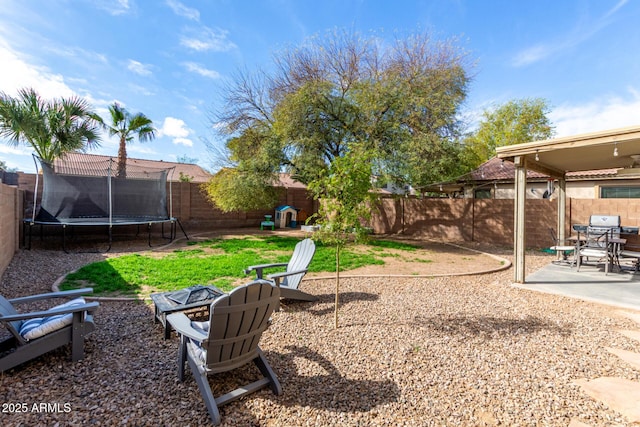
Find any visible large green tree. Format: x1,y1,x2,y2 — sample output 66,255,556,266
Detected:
463,98,555,168
206,30,473,211
105,102,156,178
0,88,102,163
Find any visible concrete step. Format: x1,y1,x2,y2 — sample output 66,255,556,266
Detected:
606,347,640,370
617,310,640,326
618,329,640,343
574,377,640,423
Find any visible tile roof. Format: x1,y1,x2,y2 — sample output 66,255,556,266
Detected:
276,173,307,188
466,157,621,182
54,152,212,182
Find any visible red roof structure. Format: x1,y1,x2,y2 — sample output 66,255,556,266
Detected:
468,157,620,183
55,153,212,182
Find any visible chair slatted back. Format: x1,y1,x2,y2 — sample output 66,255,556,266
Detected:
203,280,280,373
585,229,610,250
0,295,25,343
283,238,316,289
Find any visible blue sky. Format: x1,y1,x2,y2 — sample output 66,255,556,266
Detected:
1,0,639,173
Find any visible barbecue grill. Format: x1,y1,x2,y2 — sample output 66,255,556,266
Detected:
587,214,621,239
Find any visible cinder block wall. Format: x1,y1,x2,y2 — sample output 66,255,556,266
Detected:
371,197,562,248
11,171,640,251
170,182,317,230
15,173,318,232
0,182,21,278
570,199,640,247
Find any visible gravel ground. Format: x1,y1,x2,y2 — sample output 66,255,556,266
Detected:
1,240,640,426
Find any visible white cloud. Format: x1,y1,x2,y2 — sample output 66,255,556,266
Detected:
0,39,75,99
0,145,32,156
160,117,190,138
550,89,640,137
182,62,221,79
92,0,132,16
127,59,152,76
127,83,155,96
511,0,629,67
180,26,236,52
512,45,552,68
166,0,200,21
158,117,194,147
173,137,193,147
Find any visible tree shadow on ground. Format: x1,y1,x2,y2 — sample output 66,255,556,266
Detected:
417,315,573,338
264,345,400,413
281,291,378,316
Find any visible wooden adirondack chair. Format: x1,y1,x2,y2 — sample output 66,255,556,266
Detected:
166,280,282,426
0,288,98,372
244,238,317,302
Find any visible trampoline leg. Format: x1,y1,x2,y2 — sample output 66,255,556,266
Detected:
107,225,112,252
62,225,68,254
176,218,189,240
25,222,32,250
148,223,152,247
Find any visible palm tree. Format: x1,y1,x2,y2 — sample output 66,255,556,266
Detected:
0,88,102,163
106,102,156,178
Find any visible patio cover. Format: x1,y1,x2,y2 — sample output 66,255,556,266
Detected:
496,124,640,283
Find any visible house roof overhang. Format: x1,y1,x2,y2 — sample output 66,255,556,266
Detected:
495,125,640,177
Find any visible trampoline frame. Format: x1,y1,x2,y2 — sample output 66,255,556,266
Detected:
25,155,189,252
23,216,188,253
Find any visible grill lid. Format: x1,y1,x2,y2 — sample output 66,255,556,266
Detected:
589,215,621,227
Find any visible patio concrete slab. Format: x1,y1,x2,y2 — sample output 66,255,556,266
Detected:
516,263,640,311
573,377,640,423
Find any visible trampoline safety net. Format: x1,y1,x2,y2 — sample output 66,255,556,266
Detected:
33,155,174,223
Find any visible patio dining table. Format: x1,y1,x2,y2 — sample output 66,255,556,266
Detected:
570,231,626,274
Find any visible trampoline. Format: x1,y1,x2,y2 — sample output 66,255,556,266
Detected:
24,154,188,252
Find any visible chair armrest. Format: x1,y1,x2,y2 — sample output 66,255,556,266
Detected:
267,269,308,287
267,269,308,280
0,301,99,322
244,263,289,278
166,312,207,342
8,288,94,304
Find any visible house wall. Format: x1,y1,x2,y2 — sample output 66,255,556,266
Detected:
0,182,22,278
487,178,640,200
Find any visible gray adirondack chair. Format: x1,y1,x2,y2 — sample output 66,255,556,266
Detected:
244,238,317,302
166,280,282,426
0,288,98,372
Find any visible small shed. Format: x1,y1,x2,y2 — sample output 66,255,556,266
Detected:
275,205,297,228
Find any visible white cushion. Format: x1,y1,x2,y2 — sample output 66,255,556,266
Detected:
189,320,209,363
19,298,86,341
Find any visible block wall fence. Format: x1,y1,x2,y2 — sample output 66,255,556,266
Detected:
2,173,640,279
369,197,640,248
0,182,22,278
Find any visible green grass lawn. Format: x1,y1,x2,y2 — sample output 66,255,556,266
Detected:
59,235,422,297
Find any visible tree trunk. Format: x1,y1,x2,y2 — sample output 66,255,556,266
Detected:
334,244,340,329
117,137,127,178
